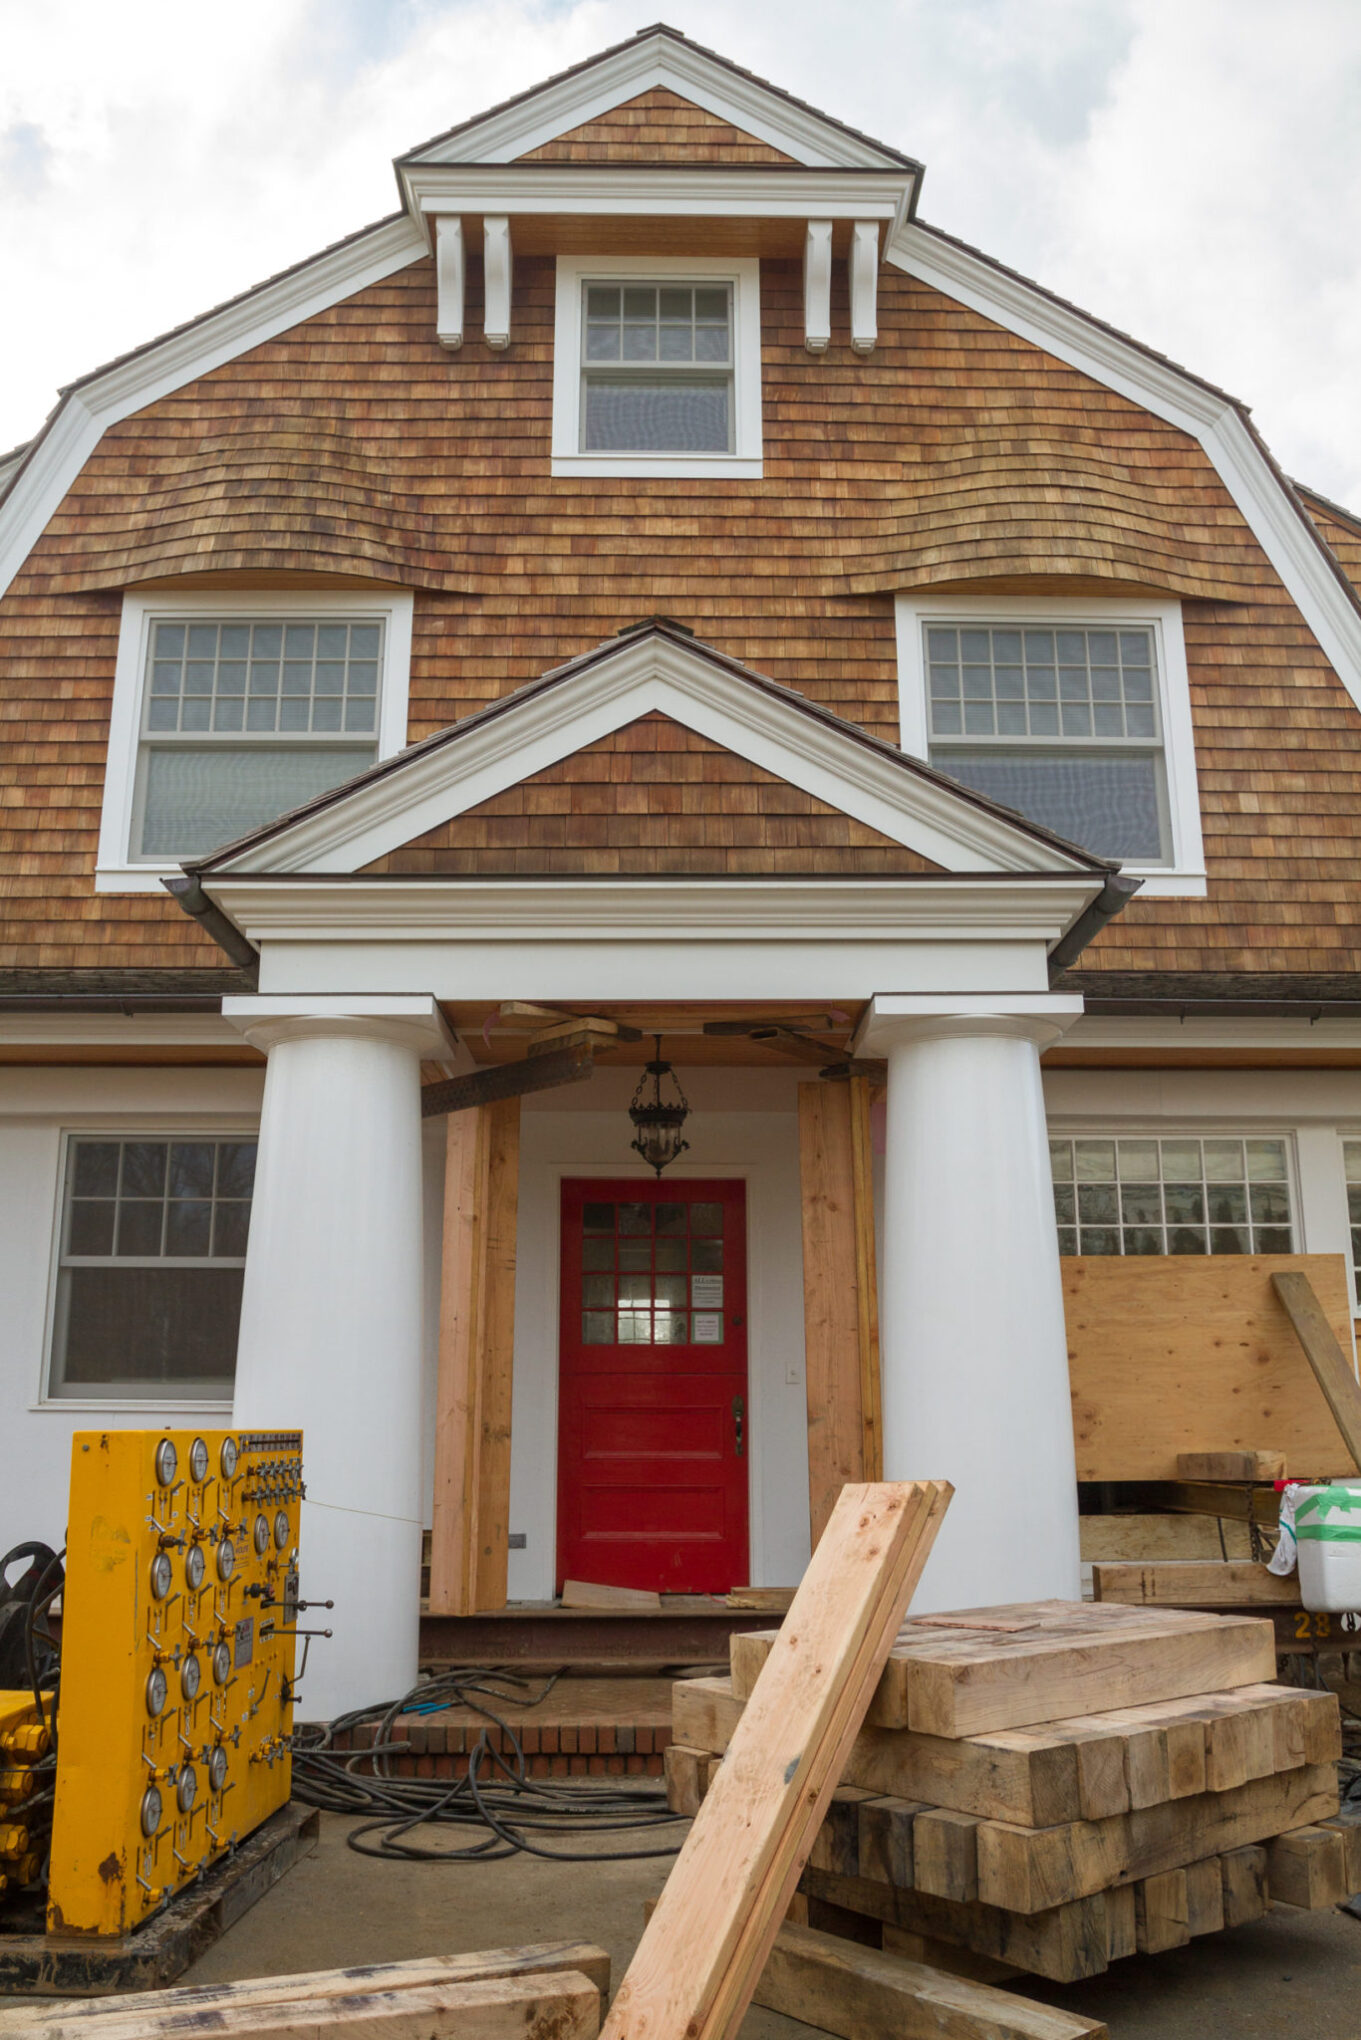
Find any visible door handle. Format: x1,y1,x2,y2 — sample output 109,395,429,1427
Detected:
732,1394,745,1458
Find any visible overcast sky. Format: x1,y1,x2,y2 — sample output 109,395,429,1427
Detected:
3,0,1359,506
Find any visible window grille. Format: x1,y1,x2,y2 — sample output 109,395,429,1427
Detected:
1050,1135,1294,1258
581,283,733,455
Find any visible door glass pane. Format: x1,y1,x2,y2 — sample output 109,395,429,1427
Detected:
618,1203,652,1236
582,1238,614,1270
582,1312,613,1343
583,1203,614,1232
691,1203,723,1235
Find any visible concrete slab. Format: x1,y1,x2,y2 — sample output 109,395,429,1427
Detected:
174,1812,1361,2039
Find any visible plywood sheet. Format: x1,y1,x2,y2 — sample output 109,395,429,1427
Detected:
1064,1254,1359,1480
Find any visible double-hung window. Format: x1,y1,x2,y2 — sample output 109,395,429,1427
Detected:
48,1135,255,1401
551,256,762,478
927,623,1167,861
97,590,414,887
894,597,1205,893
1050,1134,1296,1259
581,282,733,454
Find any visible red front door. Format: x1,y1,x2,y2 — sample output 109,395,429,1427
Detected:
556,1178,749,1594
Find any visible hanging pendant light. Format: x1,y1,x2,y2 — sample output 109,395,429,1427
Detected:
629,1035,691,1176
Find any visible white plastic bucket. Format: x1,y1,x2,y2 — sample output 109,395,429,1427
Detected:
1295,1482,1361,1612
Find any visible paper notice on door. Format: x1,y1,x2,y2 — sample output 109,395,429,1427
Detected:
693,1312,723,1343
691,1274,724,1309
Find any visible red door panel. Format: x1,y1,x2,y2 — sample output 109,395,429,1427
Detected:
557,1178,748,1594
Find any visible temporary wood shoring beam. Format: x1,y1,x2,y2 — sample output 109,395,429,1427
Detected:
421,1042,593,1118
798,1083,867,1544
602,1481,951,2040
849,1074,883,1483
1272,1268,1361,1470
428,1097,521,1615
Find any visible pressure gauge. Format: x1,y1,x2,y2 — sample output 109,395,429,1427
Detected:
219,1436,238,1479
216,1537,236,1582
181,1653,202,1702
153,1438,178,1488
208,1745,229,1793
185,1543,206,1592
149,1550,173,1601
140,1785,163,1836
274,1510,291,1551
176,1765,197,1813
189,1436,210,1483
145,1666,168,1717
253,1513,270,1555
212,1640,232,1686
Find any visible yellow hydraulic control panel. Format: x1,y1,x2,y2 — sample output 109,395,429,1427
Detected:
0,1692,52,1903
47,1428,303,1936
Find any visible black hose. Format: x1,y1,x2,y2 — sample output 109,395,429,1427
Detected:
290,1667,688,1864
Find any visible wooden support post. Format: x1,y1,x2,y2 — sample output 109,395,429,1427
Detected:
798,1082,883,1544
428,1097,521,1614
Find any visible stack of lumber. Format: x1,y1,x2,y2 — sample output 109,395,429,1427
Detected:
667,1599,1353,1984
0,1943,610,2040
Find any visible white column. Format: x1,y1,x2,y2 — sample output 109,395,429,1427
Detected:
223,995,452,1720
858,995,1083,1613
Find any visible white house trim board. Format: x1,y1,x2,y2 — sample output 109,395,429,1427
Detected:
399,166,912,241
551,256,763,479
195,634,1103,880
95,589,415,894
894,593,1207,899
0,216,425,606
888,222,1361,717
399,27,918,173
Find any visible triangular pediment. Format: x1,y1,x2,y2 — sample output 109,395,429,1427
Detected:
514,86,799,167
399,26,916,171
362,712,943,877
190,626,1110,882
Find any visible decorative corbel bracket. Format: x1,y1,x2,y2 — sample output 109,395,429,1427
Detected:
484,216,513,350
850,221,879,355
803,220,832,353
436,217,464,350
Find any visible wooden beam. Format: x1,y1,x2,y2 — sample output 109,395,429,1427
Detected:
601,1481,950,2040
752,1918,1107,2040
1091,1561,1301,1607
421,1043,592,1119
5,1946,610,2038
1272,1268,1361,1469
849,1075,883,1483
428,1098,521,1614
798,1083,867,1544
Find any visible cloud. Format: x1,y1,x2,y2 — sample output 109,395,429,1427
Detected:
1,0,1358,507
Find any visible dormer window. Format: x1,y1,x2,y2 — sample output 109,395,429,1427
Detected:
552,255,762,479
582,282,733,454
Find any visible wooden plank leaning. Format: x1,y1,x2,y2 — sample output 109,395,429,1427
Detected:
602,1478,951,2040
1271,1268,1361,1470
2,1945,611,2040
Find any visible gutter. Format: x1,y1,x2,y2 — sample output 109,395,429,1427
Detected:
1046,876,1142,983
1076,998,1361,1021
162,876,260,972
0,993,235,1014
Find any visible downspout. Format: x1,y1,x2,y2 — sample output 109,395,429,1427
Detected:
1046,874,1142,983
162,876,260,975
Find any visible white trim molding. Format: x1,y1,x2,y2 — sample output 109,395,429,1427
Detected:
96,588,415,893
435,217,464,348
894,592,1206,899
804,222,832,353
400,28,918,173
888,222,1361,718
551,255,763,479
201,629,1102,879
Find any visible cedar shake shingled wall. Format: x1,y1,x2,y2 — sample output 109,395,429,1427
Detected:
515,86,799,164
5,246,1361,970
364,712,942,876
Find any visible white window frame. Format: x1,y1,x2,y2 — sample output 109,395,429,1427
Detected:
39,1122,258,1411
1047,1124,1302,1259
95,588,415,893
551,254,763,479
894,594,1206,898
